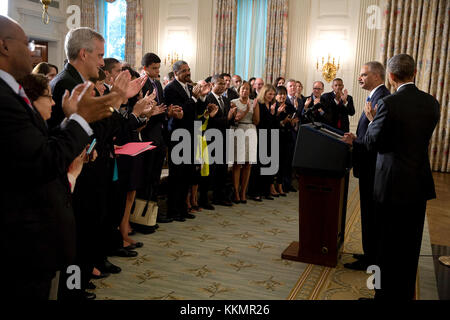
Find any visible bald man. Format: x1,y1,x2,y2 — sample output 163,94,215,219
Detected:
250,78,264,99
0,15,118,300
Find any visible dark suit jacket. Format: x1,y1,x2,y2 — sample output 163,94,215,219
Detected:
0,77,91,272
364,84,440,204
49,63,84,130
321,91,355,132
205,92,234,132
302,94,332,125
164,79,206,134
353,85,391,178
224,88,239,101
141,78,168,147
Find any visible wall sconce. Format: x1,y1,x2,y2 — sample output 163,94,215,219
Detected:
164,51,183,67
40,0,51,24
316,54,340,83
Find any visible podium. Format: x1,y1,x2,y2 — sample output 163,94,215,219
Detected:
282,123,351,268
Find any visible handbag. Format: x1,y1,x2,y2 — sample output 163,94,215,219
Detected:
130,198,158,227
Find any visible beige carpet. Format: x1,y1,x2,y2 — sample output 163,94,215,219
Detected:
90,176,438,300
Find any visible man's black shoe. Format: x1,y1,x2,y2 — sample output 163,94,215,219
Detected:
289,187,297,192
97,259,122,274
214,200,233,207
353,253,366,260
87,282,96,290
157,216,173,223
358,297,374,300
110,248,138,258
124,242,144,250
91,272,110,280
83,291,96,300
173,216,186,222
344,260,369,271
184,213,196,219
200,203,215,211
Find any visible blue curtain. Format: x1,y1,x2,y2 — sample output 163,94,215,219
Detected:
235,0,268,80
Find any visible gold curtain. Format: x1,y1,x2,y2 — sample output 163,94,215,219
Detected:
134,0,144,69
381,0,450,172
125,0,137,66
212,0,237,75
125,0,143,68
80,0,97,30
264,0,288,85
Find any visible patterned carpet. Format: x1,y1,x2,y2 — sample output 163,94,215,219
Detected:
90,176,438,300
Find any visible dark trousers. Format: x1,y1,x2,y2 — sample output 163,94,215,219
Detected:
4,268,54,300
358,163,377,264
138,144,167,201
213,163,229,202
374,201,426,300
167,143,191,218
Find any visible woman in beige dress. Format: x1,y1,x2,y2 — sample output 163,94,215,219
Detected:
231,82,260,203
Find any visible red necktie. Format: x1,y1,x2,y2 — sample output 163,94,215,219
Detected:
18,85,34,111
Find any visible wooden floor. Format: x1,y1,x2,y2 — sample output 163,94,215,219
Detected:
427,173,450,247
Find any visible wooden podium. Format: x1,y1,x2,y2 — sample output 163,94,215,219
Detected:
282,123,351,268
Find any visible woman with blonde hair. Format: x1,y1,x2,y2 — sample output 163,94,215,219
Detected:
248,84,278,201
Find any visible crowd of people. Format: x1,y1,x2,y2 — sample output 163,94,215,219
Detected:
1,14,441,301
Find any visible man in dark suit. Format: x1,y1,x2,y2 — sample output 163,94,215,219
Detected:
221,73,239,101
139,53,173,223
164,60,209,222
200,74,235,208
51,27,147,299
321,78,355,133
284,79,304,192
345,54,440,299
0,16,119,299
344,62,391,271
302,81,332,125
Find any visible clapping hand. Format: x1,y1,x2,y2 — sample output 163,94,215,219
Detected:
277,103,286,115
304,97,312,110
342,89,349,104
270,103,276,115
228,105,238,120
168,105,183,119
364,101,377,122
127,74,147,99
207,103,219,118
132,91,155,118
76,82,120,123
62,83,87,117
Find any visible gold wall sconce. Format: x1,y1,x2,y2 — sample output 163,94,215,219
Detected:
40,0,51,24
316,54,341,83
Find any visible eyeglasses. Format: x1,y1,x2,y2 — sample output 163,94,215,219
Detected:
313,87,324,90
42,94,53,100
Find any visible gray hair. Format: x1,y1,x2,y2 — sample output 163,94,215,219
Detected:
65,27,104,61
364,61,386,81
211,74,224,84
313,81,324,89
172,60,188,73
387,54,416,81
286,79,296,86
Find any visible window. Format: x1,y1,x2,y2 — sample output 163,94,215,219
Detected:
0,0,8,16
104,0,127,60
235,0,268,80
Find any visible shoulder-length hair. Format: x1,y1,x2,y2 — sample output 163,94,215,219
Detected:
257,84,276,104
